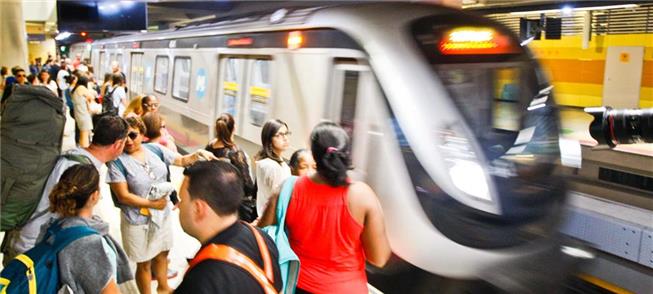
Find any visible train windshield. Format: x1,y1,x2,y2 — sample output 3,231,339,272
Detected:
399,16,565,248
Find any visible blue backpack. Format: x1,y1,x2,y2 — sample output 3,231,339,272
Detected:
0,220,98,294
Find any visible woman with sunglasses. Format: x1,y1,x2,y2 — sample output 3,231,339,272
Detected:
254,119,292,217
107,116,216,294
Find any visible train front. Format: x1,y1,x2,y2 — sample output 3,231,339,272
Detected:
322,4,587,288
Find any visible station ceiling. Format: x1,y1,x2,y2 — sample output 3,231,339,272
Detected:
145,0,649,28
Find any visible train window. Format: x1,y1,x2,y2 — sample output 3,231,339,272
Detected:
172,57,192,102
340,71,360,137
222,58,241,116
248,59,272,127
117,53,123,65
129,53,144,97
154,55,169,94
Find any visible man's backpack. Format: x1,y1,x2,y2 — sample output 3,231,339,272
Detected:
1,85,66,231
188,222,277,294
101,87,118,116
0,220,98,294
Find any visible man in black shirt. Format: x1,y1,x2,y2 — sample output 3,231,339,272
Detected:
176,161,282,294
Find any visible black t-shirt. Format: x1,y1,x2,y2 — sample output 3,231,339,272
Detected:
175,222,282,294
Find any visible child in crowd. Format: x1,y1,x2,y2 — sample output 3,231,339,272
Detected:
289,149,316,177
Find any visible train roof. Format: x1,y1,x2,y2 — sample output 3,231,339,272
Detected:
91,1,453,46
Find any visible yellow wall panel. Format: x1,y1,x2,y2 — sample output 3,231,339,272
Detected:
527,33,653,107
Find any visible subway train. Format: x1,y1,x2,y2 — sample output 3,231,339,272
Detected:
89,2,579,291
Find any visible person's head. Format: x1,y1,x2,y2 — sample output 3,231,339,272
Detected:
256,119,290,162
179,161,243,241
111,73,123,86
74,72,89,89
91,115,129,160
124,116,147,154
64,73,77,87
1,66,8,76
26,74,36,85
103,73,112,84
111,61,120,73
124,95,144,117
35,57,42,64
214,113,235,148
14,69,26,85
38,69,50,83
310,122,352,187
142,112,164,140
49,164,100,217
289,149,316,176
141,95,159,114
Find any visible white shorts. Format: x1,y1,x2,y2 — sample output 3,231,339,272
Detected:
120,214,173,263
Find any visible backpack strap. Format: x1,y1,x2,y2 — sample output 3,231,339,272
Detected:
144,143,164,161
26,155,94,222
111,158,127,177
61,154,93,165
244,222,274,282
50,225,99,252
188,223,277,294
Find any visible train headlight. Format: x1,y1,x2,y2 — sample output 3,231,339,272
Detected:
438,125,500,214
448,159,490,201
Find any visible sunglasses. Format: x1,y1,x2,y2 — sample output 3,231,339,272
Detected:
128,132,139,140
16,74,26,78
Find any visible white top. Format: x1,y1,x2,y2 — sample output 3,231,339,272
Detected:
255,157,291,216
57,70,70,91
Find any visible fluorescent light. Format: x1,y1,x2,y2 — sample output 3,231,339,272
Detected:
510,4,638,15
55,32,71,41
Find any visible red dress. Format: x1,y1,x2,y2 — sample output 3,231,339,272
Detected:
285,176,367,294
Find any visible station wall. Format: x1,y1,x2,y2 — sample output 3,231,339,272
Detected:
528,33,653,108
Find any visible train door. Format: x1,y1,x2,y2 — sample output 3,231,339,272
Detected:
98,51,106,77
129,52,144,97
216,56,272,143
329,61,381,179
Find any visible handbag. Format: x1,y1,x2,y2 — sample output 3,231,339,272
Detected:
262,176,300,294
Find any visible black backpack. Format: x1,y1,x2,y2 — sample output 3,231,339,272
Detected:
101,87,118,116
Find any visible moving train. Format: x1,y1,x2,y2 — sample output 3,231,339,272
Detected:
90,2,578,290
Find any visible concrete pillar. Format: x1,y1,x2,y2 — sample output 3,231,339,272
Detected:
0,0,29,71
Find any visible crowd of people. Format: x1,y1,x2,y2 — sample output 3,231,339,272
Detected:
1,54,391,294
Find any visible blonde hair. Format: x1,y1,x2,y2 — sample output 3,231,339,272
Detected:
123,95,144,118
49,164,99,217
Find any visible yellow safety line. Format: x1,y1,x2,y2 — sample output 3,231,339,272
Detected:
578,274,634,294
15,254,37,294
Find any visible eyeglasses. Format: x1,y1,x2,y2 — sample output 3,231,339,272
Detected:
273,131,292,138
128,132,139,140
16,74,26,78
145,103,160,108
